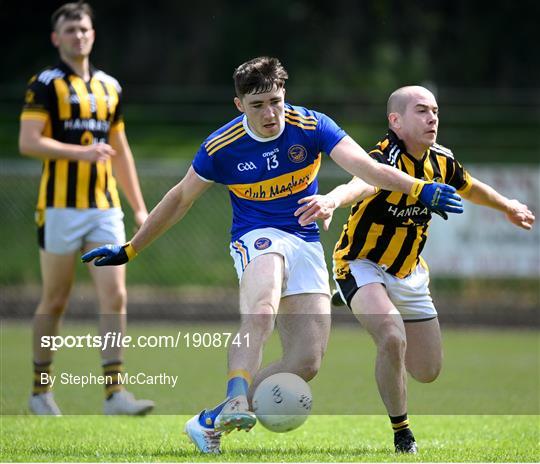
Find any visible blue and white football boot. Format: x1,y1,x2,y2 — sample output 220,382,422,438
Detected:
184,411,222,454
214,395,256,433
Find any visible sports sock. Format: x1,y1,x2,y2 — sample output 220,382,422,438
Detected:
390,413,411,434
103,360,123,399
33,361,52,395
226,369,251,399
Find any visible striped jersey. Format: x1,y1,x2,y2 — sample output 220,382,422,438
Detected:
334,129,473,279
20,61,124,211
192,104,347,242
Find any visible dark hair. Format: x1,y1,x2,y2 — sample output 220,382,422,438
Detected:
233,57,288,97
51,1,94,30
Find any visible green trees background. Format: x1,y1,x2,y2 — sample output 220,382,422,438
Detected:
4,1,538,90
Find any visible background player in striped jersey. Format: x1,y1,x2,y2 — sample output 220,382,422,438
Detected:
19,2,153,416
82,59,463,453
296,85,535,453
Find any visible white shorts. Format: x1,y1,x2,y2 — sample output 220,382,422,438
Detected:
334,258,437,321
37,207,126,255
230,228,330,298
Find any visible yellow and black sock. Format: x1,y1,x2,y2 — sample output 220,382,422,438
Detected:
33,361,52,396
390,413,410,434
103,361,123,399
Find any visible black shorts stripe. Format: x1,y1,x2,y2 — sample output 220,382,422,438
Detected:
403,316,437,323
335,272,360,308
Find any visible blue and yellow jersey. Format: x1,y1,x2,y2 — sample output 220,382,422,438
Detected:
192,104,347,242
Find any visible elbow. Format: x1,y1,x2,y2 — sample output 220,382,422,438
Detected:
18,135,35,158
166,186,192,216
18,140,31,157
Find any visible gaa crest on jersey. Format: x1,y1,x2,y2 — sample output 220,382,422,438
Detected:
288,145,307,163
254,237,272,250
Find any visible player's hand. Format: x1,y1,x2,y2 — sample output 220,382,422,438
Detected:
81,143,116,162
432,210,449,220
295,194,337,231
418,182,464,216
81,243,137,266
505,199,535,230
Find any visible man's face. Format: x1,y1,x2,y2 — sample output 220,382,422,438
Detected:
234,86,285,138
51,14,95,60
397,89,439,151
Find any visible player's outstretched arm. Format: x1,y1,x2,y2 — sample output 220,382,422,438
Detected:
462,177,535,230
329,136,464,216
295,178,376,230
82,167,212,266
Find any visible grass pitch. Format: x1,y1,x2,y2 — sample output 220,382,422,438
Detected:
1,321,538,462
1,414,538,462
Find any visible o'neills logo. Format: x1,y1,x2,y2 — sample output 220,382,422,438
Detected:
254,237,272,250
288,145,307,163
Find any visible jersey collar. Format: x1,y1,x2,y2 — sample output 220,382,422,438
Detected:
242,115,285,142
388,129,429,163
57,60,97,80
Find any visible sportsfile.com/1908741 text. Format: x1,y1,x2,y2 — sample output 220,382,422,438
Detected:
40,331,250,351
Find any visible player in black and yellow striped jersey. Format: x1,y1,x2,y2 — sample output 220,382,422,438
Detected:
22,60,123,212
296,85,535,453
332,130,473,280
19,2,153,416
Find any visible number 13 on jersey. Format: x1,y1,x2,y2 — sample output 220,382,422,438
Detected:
266,154,279,170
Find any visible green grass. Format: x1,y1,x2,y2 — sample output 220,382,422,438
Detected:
2,323,538,415
1,414,538,462
1,322,539,461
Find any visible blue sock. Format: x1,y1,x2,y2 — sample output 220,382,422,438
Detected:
226,376,249,399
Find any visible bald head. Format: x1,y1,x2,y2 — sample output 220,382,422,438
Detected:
385,85,439,157
387,86,436,116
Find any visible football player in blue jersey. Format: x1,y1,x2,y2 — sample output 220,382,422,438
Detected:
83,58,464,453
297,85,535,453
